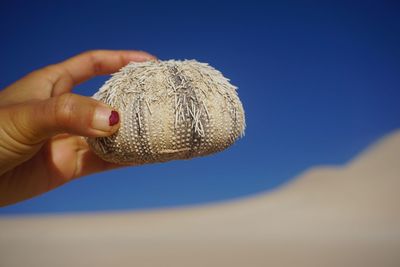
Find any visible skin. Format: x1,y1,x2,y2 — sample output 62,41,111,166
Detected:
0,50,156,206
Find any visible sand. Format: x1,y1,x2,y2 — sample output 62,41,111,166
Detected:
0,130,399,267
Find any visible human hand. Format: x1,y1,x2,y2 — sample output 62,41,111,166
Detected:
0,50,156,206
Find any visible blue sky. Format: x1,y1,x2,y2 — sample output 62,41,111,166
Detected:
0,0,399,215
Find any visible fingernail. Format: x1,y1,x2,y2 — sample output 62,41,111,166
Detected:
93,107,119,131
109,110,119,126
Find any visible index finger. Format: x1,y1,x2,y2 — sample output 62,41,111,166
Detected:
51,50,157,96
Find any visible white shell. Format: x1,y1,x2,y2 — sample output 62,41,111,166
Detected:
87,60,245,165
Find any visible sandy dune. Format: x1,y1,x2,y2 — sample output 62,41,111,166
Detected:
1,130,399,267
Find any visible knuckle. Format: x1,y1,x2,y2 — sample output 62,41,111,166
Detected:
53,94,77,126
82,49,101,55
79,50,103,75
82,50,103,61
88,53,103,75
29,65,62,86
36,64,60,78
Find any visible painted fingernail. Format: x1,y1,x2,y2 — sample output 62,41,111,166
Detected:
93,107,119,131
109,110,119,126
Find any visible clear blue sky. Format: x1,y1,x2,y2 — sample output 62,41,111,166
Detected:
0,0,399,215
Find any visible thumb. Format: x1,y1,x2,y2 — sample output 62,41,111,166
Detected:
4,93,120,143
0,93,120,175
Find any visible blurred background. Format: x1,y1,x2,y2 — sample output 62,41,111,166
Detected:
0,0,399,215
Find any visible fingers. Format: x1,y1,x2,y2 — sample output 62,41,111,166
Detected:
0,93,121,175
2,93,120,145
72,136,127,178
50,50,157,96
0,92,125,203
60,50,156,83
0,50,157,106
0,136,126,206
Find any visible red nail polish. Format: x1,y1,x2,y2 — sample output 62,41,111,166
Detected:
109,110,119,126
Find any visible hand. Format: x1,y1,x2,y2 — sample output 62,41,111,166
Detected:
0,50,156,206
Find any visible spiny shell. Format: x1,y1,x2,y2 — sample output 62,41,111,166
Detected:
87,60,246,165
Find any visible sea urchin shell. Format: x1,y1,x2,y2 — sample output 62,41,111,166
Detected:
86,60,246,165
